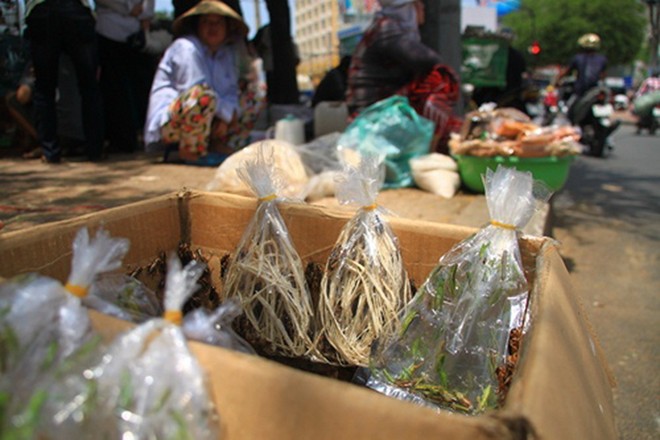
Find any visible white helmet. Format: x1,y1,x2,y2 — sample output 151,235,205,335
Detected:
578,33,601,50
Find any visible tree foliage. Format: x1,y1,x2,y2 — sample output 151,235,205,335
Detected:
502,0,647,67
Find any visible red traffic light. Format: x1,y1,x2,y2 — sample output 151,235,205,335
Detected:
529,41,541,55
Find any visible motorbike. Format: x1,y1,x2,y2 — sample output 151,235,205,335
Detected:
567,86,620,157
539,85,563,126
639,104,660,135
633,90,660,135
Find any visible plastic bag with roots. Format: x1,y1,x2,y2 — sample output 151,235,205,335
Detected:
317,155,411,366
221,144,319,360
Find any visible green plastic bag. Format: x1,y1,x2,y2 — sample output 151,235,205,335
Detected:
632,90,660,117
337,96,434,189
460,37,508,88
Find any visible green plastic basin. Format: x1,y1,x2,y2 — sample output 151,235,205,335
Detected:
453,154,576,193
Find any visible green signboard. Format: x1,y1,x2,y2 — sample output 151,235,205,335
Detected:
461,37,509,88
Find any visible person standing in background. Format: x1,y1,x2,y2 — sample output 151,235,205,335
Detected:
346,0,460,154
172,0,197,18
23,0,104,163
5,56,87,160
95,0,155,154
311,55,352,108
252,22,301,106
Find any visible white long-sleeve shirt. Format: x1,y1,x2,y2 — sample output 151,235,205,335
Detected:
144,35,241,146
95,0,155,42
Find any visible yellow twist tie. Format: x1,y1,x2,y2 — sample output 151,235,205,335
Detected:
65,283,88,298
163,310,183,326
362,203,378,211
490,220,517,231
258,194,277,203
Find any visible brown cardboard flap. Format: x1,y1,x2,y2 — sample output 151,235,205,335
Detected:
0,191,617,439
187,191,477,285
88,310,515,440
506,243,617,439
0,194,182,281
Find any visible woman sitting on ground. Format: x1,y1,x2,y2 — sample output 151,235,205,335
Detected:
144,0,263,162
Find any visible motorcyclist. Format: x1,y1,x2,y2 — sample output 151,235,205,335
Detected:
631,69,660,134
555,33,609,121
555,33,619,155
556,33,607,101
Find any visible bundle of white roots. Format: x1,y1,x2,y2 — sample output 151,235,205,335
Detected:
318,210,411,366
222,204,320,359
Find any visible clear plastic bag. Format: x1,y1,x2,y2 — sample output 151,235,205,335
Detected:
183,298,257,355
0,278,99,435
317,155,412,366
337,95,435,189
206,139,310,199
88,273,163,322
0,226,141,435
222,144,318,359
367,165,551,414
69,226,162,322
0,275,92,374
37,254,219,439
294,131,343,175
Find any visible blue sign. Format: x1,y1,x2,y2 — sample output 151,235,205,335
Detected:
496,0,521,16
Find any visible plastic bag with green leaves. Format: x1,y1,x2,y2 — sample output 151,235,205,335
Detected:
317,155,411,366
0,226,149,390
0,266,106,436
0,227,164,437
367,165,551,414
70,227,163,322
222,144,318,360
37,254,219,439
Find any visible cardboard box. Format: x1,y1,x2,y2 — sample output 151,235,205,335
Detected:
0,191,617,439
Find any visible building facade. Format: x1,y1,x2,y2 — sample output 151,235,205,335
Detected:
295,0,378,81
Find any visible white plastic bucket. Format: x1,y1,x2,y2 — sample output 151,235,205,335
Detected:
274,115,305,145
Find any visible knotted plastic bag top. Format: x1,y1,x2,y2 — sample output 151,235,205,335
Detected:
67,226,163,323
484,165,551,231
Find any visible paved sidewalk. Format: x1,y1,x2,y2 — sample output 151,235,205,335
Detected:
0,107,636,237
0,152,551,236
